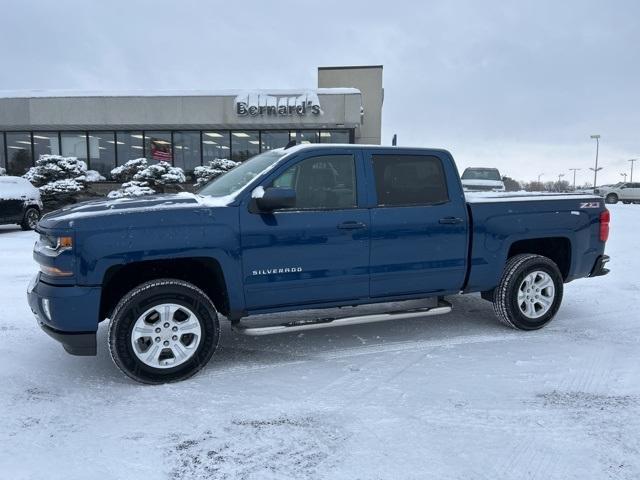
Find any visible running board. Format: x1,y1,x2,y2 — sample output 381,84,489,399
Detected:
234,300,452,336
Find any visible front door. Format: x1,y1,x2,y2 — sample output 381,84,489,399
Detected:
366,151,469,297
240,151,370,310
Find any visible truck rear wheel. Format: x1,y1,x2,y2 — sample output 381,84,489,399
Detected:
493,254,563,330
108,279,219,384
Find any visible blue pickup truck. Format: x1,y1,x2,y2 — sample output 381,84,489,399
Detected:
28,145,610,383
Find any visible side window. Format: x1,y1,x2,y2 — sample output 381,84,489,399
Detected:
372,154,448,206
270,154,357,210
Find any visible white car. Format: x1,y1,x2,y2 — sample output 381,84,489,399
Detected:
599,182,640,204
461,167,505,192
0,176,43,230
594,183,622,196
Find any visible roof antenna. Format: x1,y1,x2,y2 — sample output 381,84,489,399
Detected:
285,140,296,149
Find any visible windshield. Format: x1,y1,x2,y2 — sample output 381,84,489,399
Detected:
461,168,501,181
198,150,286,197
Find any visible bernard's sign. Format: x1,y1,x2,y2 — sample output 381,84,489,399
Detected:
235,92,322,117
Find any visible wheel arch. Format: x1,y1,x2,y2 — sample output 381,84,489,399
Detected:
507,236,571,280
99,257,230,321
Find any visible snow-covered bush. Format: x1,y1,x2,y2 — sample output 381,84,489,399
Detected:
24,155,88,187
193,158,239,187
39,179,84,195
110,158,148,183
77,170,106,183
107,181,156,199
108,158,185,198
0,167,6,176
134,161,186,187
110,158,185,188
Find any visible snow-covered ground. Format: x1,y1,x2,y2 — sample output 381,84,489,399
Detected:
0,204,638,480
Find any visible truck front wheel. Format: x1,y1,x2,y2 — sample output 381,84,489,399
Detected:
108,279,219,384
493,254,563,330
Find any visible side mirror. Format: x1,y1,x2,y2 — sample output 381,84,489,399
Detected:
255,187,296,212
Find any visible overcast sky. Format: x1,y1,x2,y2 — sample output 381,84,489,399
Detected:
1,0,638,185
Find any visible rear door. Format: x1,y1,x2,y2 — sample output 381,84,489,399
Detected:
365,150,469,297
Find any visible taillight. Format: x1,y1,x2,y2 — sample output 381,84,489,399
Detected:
599,209,610,242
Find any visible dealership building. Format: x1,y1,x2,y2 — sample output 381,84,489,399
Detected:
0,66,383,179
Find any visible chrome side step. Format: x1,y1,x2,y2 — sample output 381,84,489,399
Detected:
234,300,452,336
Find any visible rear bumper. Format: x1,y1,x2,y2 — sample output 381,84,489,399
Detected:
589,254,610,278
27,273,99,356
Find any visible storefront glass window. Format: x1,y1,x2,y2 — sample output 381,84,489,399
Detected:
173,131,201,175
319,130,350,143
145,131,172,163
5,132,32,175
115,132,144,164
0,133,5,171
88,132,116,178
61,132,88,163
231,131,259,161
261,131,290,151
290,130,319,145
32,132,60,160
202,131,231,163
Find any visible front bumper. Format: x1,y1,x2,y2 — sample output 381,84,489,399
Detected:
38,322,96,356
589,254,610,278
27,273,99,356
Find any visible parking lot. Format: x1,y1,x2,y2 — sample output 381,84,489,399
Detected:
0,204,638,480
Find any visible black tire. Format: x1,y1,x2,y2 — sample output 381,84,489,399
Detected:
108,279,219,384
493,254,564,330
20,207,40,231
623,201,631,204
605,193,618,204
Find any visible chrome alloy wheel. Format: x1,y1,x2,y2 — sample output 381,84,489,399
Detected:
130,304,202,369
517,271,555,319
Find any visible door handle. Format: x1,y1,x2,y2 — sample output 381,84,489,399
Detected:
439,217,464,225
337,221,367,230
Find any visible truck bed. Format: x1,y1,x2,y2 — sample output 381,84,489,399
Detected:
463,192,606,293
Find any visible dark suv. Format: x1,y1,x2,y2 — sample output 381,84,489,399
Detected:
0,176,43,230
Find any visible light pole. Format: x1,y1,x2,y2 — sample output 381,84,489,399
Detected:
536,173,544,191
568,168,581,190
629,159,637,182
589,134,602,193
557,173,565,191
620,172,628,182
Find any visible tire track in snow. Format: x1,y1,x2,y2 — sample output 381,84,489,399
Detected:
316,331,531,361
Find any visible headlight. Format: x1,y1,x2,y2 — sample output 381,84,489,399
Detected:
35,234,73,257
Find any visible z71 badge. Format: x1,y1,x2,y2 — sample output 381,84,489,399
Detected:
580,202,600,209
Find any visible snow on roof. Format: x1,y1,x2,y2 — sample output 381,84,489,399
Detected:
0,176,40,201
0,88,361,100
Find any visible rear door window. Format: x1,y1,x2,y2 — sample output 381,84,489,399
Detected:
371,154,448,206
